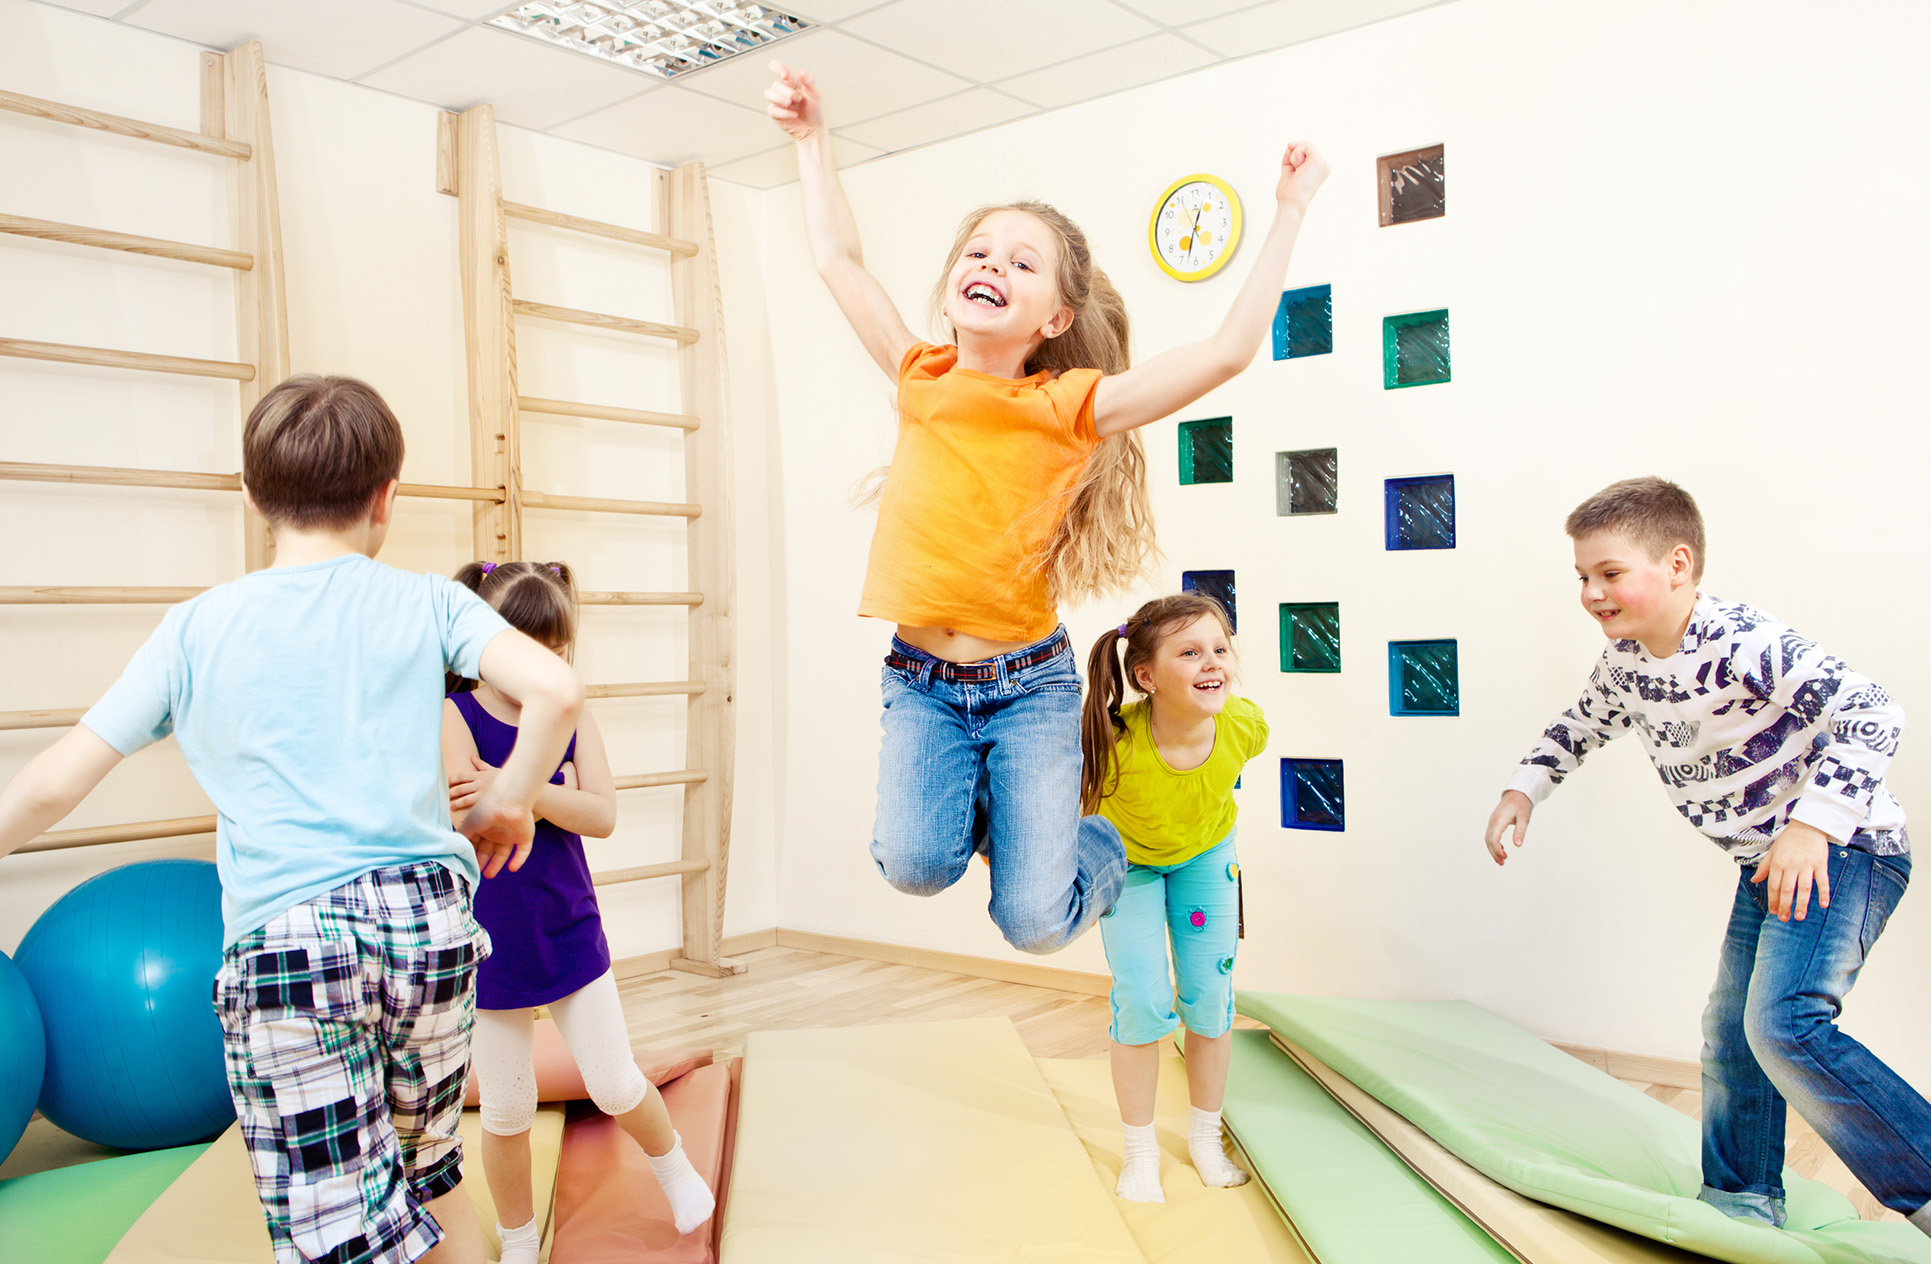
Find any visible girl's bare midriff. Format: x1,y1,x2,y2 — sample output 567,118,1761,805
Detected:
896,623,1031,664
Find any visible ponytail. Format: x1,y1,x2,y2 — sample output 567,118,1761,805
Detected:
1080,627,1130,813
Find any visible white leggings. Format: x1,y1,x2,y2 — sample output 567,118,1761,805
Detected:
473,969,648,1137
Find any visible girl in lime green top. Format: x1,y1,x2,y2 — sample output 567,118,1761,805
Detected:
1080,593,1269,1204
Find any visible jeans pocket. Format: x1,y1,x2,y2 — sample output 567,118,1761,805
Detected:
1861,858,1909,956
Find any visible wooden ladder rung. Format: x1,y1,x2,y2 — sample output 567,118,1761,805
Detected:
503,201,698,260
397,482,506,503
0,461,504,505
0,213,253,270
0,707,87,732
511,299,698,346
16,813,216,854
0,88,251,160
0,586,206,604
579,591,703,607
587,681,706,699
517,396,699,431
614,770,707,790
0,337,254,380
521,490,700,519
591,856,710,887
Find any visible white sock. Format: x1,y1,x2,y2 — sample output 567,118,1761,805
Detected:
1188,1107,1249,1188
645,1130,717,1236
1115,1121,1164,1203
496,1216,541,1264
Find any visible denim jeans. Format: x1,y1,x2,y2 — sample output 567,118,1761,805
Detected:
1698,846,1931,1226
1100,833,1240,1045
871,630,1127,954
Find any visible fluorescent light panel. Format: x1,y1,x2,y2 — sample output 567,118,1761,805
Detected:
492,0,808,80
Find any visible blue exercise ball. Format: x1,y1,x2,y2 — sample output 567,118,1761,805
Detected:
0,946,45,1163
15,859,234,1150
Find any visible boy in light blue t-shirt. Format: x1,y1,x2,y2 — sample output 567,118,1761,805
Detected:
0,376,585,1264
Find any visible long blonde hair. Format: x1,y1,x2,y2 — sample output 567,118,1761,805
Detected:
927,201,1157,605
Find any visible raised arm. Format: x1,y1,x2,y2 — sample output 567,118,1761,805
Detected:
0,726,126,862
1093,143,1329,437
765,60,917,379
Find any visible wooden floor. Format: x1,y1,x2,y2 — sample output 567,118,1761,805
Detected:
620,945,1899,1224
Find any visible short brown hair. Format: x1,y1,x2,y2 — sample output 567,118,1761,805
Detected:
1565,476,1705,582
242,375,404,529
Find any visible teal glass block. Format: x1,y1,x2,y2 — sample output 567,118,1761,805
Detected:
1280,603,1340,673
1282,758,1344,831
1182,569,1237,631
1384,474,1455,550
1383,309,1450,389
1389,639,1459,716
1272,284,1332,360
1276,448,1337,516
1178,417,1233,484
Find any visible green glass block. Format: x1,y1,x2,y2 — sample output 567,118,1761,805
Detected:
1382,309,1450,389
1178,417,1233,485
1280,603,1340,673
1389,639,1459,716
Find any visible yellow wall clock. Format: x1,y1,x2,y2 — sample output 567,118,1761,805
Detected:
1149,173,1243,282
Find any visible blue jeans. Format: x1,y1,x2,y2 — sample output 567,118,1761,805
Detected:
871,630,1127,954
1100,834,1240,1045
1698,846,1931,1226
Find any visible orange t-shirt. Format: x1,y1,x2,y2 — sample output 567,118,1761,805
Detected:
859,342,1104,642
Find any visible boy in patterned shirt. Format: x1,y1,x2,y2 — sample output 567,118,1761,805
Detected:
0,376,585,1264
1485,476,1930,1235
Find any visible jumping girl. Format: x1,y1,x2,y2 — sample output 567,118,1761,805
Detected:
766,61,1324,954
1082,594,1268,1202
442,561,714,1260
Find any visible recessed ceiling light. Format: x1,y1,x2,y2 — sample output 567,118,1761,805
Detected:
491,0,809,80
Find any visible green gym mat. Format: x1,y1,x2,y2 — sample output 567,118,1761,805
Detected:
1238,992,1931,1264
1222,1028,1517,1263
0,1143,211,1264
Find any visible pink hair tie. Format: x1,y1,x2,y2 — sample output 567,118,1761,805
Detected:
480,562,496,575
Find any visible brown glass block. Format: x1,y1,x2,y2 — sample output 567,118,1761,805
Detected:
1378,144,1445,226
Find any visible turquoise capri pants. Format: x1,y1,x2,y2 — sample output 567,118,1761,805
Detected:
1098,832,1239,1046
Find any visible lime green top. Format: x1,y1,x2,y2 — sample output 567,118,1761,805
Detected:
1097,695,1268,867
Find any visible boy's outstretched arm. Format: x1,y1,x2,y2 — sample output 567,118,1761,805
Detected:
459,629,584,877
0,726,126,861
766,60,916,379
1093,143,1329,437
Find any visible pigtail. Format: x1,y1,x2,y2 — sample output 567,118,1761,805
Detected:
448,560,580,691
452,560,490,594
1080,627,1130,813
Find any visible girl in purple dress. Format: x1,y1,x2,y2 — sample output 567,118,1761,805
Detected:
443,561,714,1261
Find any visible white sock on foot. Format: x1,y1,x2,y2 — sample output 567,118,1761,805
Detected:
1188,1107,1249,1188
1116,1121,1164,1203
496,1216,541,1264
645,1130,717,1235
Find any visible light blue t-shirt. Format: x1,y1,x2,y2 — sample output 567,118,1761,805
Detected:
82,553,512,946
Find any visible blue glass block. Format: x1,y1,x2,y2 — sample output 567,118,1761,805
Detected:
1276,448,1337,516
1280,602,1340,673
1272,284,1333,360
1282,758,1344,831
1384,474,1455,550
1383,309,1450,388
1178,417,1233,485
1182,569,1237,631
1388,639,1459,716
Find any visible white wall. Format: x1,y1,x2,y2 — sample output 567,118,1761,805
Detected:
762,0,1931,1079
0,0,780,957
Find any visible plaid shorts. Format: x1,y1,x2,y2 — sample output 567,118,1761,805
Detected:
214,861,489,1264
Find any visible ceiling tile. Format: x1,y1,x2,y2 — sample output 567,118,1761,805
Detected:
836,87,1033,153
781,0,891,20
122,0,462,80
1182,0,1447,57
994,32,1216,109
29,0,136,17
841,0,1158,83
675,27,968,126
1105,0,1262,26
553,85,777,167
709,133,880,188
361,24,653,130
402,0,516,17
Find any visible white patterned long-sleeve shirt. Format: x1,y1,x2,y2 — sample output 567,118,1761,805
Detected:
1507,594,1907,864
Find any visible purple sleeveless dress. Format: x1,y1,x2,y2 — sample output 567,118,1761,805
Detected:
451,691,612,1009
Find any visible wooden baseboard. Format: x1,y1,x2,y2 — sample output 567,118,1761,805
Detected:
1552,1041,1700,1089
772,927,1113,997
612,928,777,982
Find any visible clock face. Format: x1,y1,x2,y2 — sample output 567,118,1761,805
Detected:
1150,175,1242,282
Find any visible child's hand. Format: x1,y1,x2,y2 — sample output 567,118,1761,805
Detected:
765,60,823,142
448,755,499,816
1277,142,1329,209
1484,790,1532,865
1751,821,1833,921
460,792,534,879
